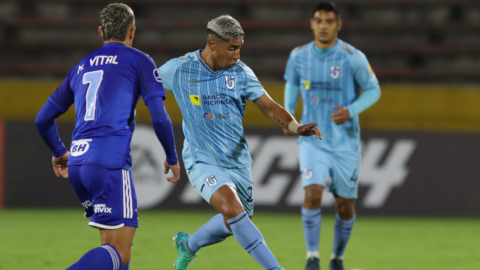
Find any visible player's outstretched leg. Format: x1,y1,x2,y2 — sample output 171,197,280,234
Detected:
303,184,323,270
211,185,285,270
330,197,356,270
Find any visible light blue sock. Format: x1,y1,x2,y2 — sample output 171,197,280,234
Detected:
67,244,122,270
302,207,322,256
332,214,356,259
188,214,233,252
228,212,279,270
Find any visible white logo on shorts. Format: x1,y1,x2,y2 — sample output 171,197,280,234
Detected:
94,204,112,214
71,139,92,157
205,176,217,187
304,167,313,180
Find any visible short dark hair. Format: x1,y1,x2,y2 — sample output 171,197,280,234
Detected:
100,3,135,41
312,2,341,20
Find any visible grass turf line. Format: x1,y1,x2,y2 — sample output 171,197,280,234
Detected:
0,209,479,270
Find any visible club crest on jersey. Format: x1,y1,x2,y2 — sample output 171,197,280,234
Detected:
331,66,340,79
71,139,92,157
205,176,217,187
304,167,313,180
225,76,235,89
153,69,162,83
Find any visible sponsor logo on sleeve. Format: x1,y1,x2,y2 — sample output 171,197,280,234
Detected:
153,69,162,83
189,95,201,105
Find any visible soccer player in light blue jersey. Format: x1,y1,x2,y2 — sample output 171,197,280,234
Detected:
158,15,322,270
283,3,381,270
35,4,180,270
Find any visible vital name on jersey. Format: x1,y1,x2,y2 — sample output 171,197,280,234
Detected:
90,55,118,66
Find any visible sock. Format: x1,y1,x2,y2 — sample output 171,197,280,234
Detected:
302,207,321,258
67,244,122,270
228,212,279,270
332,214,356,259
188,214,233,252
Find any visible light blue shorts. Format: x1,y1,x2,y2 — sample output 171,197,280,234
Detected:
186,162,254,216
299,143,360,199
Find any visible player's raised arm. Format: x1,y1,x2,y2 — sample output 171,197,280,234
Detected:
35,75,74,178
253,93,322,139
137,55,180,183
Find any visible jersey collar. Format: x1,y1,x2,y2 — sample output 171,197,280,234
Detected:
310,40,342,58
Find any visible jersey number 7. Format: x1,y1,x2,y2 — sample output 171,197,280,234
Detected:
83,70,104,121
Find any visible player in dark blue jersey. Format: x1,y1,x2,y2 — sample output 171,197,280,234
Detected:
35,4,180,270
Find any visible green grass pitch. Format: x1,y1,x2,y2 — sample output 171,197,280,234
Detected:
0,209,479,270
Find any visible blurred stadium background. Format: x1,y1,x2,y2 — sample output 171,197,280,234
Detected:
1,0,479,269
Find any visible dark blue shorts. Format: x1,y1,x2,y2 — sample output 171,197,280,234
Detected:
69,165,138,229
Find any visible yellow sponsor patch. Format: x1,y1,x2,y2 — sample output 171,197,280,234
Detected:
189,95,201,105
303,80,310,90
367,65,375,75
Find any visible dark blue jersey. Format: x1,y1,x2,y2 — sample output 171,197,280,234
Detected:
47,42,166,169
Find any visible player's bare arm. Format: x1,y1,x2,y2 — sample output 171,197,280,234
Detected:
253,93,322,139
331,105,350,125
52,151,69,178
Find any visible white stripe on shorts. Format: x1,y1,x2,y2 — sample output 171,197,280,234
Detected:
123,169,132,219
126,170,133,218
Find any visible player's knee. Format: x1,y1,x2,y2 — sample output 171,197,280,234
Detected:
304,185,322,208
221,205,245,220
337,201,355,220
117,247,131,267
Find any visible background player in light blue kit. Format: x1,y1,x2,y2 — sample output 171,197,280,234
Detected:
283,2,381,270
158,15,322,270
35,4,180,270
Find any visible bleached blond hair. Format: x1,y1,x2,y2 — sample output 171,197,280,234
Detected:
207,15,244,41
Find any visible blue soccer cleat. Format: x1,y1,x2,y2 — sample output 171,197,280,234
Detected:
306,257,320,270
173,232,197,270
276,267,286,270
329,259,344,270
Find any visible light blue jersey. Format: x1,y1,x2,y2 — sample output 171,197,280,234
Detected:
158,50,265,169
284,39,380,153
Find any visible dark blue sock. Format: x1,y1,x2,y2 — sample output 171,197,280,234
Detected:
302,207,321,257
67,244,122,270
228,212,279,270
332,214,356,259
188,214,233,252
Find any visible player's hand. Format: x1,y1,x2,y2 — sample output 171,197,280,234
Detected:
331,105,350,125
297,123,322,139
164,160,181,183
283,129,295,136
52,151,69,178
